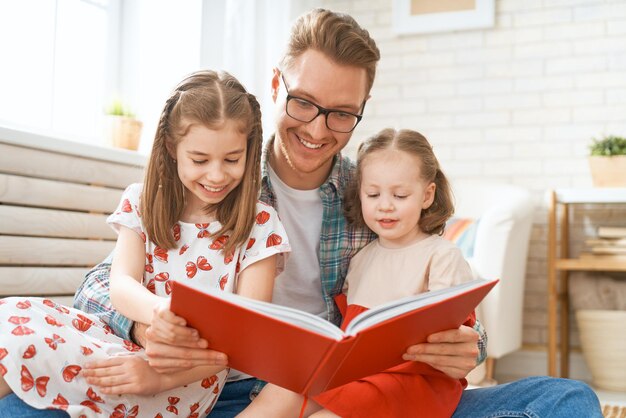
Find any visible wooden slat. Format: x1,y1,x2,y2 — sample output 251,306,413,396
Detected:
0,267,88,295
0,142,144,188
0,173,123,213
0,205,116,239
555,258,626,271
0,236,114,266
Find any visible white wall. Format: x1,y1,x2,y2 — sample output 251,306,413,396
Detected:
315,0,626,351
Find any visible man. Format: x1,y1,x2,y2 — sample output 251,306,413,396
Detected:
1,8,601,418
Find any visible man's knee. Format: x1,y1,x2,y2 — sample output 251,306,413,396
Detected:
525,376,602,415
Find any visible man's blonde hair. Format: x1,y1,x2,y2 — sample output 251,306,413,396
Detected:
280,8,380,95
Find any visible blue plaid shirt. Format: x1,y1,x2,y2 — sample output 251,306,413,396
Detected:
73,136,487,380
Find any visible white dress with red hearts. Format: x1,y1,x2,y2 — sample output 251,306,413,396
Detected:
0,183,290,417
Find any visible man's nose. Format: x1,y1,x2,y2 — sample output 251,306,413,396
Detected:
305,112,330,138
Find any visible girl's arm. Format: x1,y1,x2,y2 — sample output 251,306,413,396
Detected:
109,226,163,324
235,254,277,302
83,355,225,396
85,254,279,394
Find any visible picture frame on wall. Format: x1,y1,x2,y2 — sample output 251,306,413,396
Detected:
392,0,495,35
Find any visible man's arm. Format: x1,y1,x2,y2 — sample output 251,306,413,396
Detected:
475,319,488,364
73,257,134,341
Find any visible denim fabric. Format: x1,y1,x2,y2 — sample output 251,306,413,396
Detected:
0,393,68,418
453,376,603,418
0,376,602,418
207,378,255,417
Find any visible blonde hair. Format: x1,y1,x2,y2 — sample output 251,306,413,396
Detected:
142,70,263,255
345,128,454,235
280,8,380,95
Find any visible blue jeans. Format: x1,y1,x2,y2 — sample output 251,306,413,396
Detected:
0,376,602,417
452,376,602,418
0,394,69,418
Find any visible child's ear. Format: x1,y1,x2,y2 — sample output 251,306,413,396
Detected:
271,68,281,103
422,182,436,209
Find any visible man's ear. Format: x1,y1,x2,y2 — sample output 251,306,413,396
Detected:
423,182,436,209
271,68,281,103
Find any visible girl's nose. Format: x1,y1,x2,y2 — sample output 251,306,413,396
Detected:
205,163,226,183
378,198,394,212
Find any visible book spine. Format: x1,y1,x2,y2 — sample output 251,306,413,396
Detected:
302,337,354,397
315,335,363,393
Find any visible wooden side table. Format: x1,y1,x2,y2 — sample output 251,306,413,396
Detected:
546,188,626,377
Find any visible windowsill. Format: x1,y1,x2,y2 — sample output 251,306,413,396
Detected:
0,125,147,166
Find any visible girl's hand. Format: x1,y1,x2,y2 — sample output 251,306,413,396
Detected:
82,355,164,395
145,298,227,373
149,298,206,347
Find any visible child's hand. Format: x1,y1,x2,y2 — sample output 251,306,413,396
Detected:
149,298,206,347
82,355,164,395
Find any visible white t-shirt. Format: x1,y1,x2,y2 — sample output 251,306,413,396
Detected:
269,166,327,317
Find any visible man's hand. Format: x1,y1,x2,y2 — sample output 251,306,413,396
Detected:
130,322,148,348
402,325,479,379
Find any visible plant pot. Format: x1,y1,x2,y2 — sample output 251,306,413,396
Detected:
105,115,143,151
588,156,626,187
576,309,626,392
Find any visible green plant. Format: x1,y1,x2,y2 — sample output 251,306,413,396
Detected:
589,135,626,156
105,99,136,118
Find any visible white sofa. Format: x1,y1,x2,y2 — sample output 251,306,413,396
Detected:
451,179,534,381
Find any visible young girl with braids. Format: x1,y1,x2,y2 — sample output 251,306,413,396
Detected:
241,128,474,418
0,70,290,417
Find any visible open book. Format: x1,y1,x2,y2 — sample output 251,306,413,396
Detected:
170,278,498,396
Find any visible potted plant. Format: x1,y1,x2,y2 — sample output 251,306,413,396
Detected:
104,99,143,151
588,135,626,187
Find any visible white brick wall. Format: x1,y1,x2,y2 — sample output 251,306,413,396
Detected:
314,0,626,351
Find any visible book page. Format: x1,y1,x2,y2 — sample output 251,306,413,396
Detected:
183,283,345,340
344,278,494,335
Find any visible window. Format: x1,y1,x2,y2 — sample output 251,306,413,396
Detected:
0,0,119,146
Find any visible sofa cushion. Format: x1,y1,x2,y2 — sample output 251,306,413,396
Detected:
443,217,479,259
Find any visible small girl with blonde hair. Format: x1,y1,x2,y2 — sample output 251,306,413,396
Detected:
0,70,290,417
241,128,474,418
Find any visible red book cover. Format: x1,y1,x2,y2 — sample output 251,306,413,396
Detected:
170,278,498,396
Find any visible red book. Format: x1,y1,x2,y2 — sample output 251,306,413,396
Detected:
170,278,498,396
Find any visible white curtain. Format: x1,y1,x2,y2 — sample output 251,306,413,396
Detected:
200,0,301,141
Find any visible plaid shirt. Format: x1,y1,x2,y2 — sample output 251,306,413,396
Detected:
259,136,377,326
73,137,487,396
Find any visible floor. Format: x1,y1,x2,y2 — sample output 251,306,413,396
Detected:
596,387,626,406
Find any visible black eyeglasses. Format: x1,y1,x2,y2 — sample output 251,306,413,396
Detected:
280,74,364,133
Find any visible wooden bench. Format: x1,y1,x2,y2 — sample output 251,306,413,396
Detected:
0,127,145,305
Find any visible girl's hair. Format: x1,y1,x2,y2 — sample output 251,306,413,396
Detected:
142,70,263,255
280,8,380,95
344,128,454,236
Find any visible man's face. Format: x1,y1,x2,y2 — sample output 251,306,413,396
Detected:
271,49,369,189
